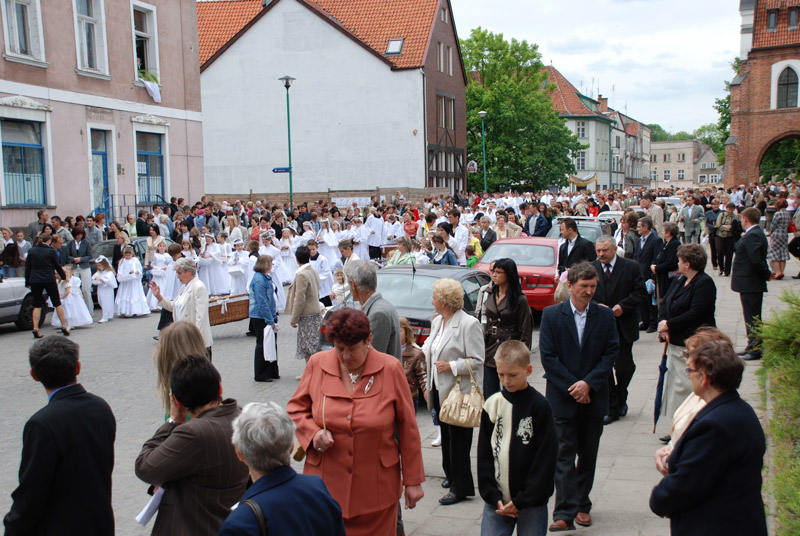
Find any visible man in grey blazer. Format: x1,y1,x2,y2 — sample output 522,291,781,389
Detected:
345,260,401,359
680,196,704,244
26,209,49,244
135,355,249,536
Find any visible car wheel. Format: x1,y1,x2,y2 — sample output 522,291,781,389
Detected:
15,294,43,330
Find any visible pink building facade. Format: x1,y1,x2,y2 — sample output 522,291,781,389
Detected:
0,0,203,228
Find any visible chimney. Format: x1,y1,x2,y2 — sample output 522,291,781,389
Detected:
598,95,608,113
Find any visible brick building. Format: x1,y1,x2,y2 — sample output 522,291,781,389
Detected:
726,0,800,187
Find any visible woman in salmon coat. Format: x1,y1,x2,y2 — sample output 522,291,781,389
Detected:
287,308,425,536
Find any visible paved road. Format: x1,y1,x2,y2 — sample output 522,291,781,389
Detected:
0,260,794,535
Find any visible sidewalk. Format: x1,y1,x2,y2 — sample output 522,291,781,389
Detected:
398,260,795,535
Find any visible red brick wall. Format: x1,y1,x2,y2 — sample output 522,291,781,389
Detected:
423,0,467,190
726,45,800,186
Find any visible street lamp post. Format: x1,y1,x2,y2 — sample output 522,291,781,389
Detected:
478,110,487,193
279,75,296,209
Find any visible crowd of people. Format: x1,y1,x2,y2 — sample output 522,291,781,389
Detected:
3,178,796,535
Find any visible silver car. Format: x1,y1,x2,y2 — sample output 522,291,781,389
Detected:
0,276,48,330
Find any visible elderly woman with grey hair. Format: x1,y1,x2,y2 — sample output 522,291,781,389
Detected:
220,402,345,536
149,256,213,358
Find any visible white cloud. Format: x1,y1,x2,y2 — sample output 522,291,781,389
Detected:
452,0,740,132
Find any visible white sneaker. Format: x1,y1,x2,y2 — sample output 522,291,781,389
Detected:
295,375,303,381
98,319,108,323
431,428,442,447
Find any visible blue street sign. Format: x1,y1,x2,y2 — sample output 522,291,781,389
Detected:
272,167,290,173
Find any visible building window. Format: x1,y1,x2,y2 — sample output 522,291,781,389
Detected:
698,174,707,184
440,6,448,23
678,169,685,180
615,136,620,148
576,151,586,171
709,161,716,168
790,8,799,30
90,129,109,212
576,121,586,138
701,162,707,169
1,119,46,205
651,169,658,181
74,0,108,74
663,154,671,163
777,67,798,108
663,169,671,182
437,96,445,128
447,46,453,76
710,174,720,184
385,38,403,55
446,152,454,172
767,9,778,33
677,153,685,162
446,98,454,130
2,0,45,63
136,131,163,203
132,1,159,81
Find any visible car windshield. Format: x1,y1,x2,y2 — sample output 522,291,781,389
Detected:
481,243,555,267
377,273,437,309
547,223,603,243
92,241,116,259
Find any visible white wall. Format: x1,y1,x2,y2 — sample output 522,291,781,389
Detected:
201,0,426,194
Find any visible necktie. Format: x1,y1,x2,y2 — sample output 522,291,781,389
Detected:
605,263,612,278
618,233,624,247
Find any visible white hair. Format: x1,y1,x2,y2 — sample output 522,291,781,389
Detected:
231,402,295,473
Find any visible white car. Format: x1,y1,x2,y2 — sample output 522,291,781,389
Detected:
0,276,48,330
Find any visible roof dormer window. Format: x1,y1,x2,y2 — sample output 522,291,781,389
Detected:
767,9,778,32
385,38,404,55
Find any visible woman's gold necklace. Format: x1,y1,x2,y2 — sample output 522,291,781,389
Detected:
343,354,368,384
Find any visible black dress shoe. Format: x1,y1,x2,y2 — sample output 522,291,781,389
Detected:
639,323,647,331
659,435,671,444
603,414,619,425
740,353,762,361
646,326,657,333
441,479,450,488
619,404,628,417
439,492,467,505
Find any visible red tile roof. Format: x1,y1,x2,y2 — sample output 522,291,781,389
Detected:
543,66,604,118
197,0,264,66
752,0,800,50
196,0,441,70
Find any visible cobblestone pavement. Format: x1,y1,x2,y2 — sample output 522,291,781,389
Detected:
0,259,795,535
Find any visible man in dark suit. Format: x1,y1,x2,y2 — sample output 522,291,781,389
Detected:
731,207,771,361
478,216,497,252
539,262,619,531
66,227,94,313
592,236,646,424
557,218,596,274
4,336,116,535
633,216,663,332
136,209,150,238
50,233,69,267
135,355,249,536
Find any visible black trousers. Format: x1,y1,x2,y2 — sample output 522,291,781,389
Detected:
715,236,735,275
638,300,657,330
483,365,500,400
368,245,382,260
740,292,763,354
607,338,635,416
320,295,332,307
553,410,603,522
30,281,60,308
431,388,475,497
708,232,718,267
157,308,173,331
788,236,800,259
252,318,279,381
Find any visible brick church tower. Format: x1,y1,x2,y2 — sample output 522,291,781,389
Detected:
726,0,800,187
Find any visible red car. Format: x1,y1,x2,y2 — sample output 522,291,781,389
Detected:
475,237,560,312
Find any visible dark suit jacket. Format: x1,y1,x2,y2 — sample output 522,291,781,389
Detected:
219,466,345,536
136,218,149,238
633,232,664,280
658,271,716,347
534,214,551,237
539,301,619,418
3,384,116,536
731,226,771,294
480,228,497,252
24,243,66,285
653,237,680,297
650,391,767,536
592,257,646,344
66,239,93,269
557,235,596,273
135,399,250,536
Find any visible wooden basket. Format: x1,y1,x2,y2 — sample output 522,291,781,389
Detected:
208,293,250,326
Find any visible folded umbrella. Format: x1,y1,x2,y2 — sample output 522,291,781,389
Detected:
653,341,669,433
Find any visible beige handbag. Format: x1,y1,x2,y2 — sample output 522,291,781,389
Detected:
294,395,327,461
439,361,484,428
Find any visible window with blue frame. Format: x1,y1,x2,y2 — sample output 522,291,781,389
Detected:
2,119,46,206
136,131,163,203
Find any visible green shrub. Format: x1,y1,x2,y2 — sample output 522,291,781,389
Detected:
759,289,800,535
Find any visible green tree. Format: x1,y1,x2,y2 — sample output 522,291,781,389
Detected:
648,123,693,142
461,28,582,192
713,57,741,166
693,123,725,159
760,138,800,180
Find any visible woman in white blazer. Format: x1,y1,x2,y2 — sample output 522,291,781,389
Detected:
422,278,485,506
149,257,214,358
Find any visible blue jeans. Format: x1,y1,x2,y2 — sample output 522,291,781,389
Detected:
481,502,548,536
0,266,14,279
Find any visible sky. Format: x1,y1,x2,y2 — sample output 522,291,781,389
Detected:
452,0,742,133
